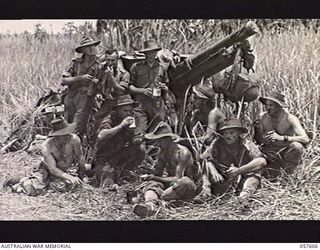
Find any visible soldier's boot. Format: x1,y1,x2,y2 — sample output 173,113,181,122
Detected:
133,202,157,218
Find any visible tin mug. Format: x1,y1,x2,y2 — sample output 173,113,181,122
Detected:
129,117,136,128
152,88,161,97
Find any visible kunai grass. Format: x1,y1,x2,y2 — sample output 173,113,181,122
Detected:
0,22,319,220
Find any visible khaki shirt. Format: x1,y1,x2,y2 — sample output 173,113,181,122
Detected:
62,55,100,92
202,137,262,171
130,60,169,105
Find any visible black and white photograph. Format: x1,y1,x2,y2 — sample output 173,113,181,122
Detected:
0,18,319,227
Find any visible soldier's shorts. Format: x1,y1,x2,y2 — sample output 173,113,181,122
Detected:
5,162,80,196
262,142,304,179
171,176,198,200
143,177,198,201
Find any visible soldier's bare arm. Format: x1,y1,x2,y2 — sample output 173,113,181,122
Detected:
42,140,82,185
227,157,266,178
206,161,224,183
287,114,310,144
97,117,134,142
71,134,86,178
41,142,70,179
151,147,190,184
204,107,226,144
61,74,93,86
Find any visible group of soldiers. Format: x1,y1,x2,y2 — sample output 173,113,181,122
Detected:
4,35,310,218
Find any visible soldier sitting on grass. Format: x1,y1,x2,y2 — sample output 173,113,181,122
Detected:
3,117,85,196
90,94,144,188
199,118,267,201
254,91,310,179
133,121,200,218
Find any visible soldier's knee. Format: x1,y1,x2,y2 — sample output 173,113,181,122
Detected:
290,142,304,152
172,177,197,200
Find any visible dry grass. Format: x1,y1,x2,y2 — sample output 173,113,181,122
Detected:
1,148,319,220
0,20,320,220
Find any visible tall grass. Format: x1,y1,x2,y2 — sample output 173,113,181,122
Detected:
0,20,319,220
0,21,319,142
252,28,320,139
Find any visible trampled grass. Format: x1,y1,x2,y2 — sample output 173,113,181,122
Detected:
0,23,319,220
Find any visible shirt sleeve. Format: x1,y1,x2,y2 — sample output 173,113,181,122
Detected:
119,70,130,89
129,64,137,86
62,60,76,77
99,115,113,131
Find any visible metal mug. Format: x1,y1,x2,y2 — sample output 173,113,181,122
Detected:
152,88,161,97
129,117,136,128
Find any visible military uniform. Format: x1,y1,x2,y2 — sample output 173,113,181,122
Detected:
94,66,131,123
202,137,262,196
92,112,143,184
130,60,169,136
62,55,100,137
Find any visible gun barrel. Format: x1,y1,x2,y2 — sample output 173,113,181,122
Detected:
168,21,259,98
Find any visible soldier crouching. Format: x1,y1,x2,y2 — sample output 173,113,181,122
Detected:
254,91,310,179
199,118,266,201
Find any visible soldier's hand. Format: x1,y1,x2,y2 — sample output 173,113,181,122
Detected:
141,174,154,181
92,78,99,84
265,131,282,142
81,74,94,82
226,164,240,178
159,83,168,92
66,175,83,186
120,116,135,128
142,88,153,97
211,172,224,183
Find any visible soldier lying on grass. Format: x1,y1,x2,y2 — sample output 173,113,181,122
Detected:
3,117,85,196
199,118,266,201
133,122,200,218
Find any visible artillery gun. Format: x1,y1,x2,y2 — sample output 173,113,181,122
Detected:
0,21,260,154
121,21,260,120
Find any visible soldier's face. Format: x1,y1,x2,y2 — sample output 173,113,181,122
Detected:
265,100,281,116
106,54,118,68
155,137,170,148
82,45,97,55
222,128,240,145
118,105,134,119
145,51,158,63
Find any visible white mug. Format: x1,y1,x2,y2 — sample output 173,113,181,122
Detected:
129,117,136,128
152,88,161,97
